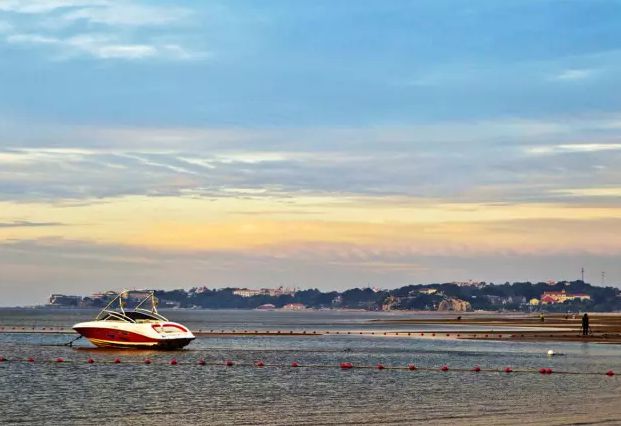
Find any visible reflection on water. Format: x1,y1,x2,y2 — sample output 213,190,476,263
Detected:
1,309,620,425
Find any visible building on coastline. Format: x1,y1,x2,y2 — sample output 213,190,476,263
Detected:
48,294,82,307
233,288,264,297
281,303,306,311
233,286,296,298
540,290,591,304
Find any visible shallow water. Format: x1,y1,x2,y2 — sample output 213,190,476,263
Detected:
1,309,620,425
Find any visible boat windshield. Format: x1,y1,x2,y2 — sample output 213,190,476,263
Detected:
124,310,167,322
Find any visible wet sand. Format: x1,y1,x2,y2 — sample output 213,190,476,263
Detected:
372,313,621,344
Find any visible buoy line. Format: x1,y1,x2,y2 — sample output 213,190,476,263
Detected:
0,356,615,376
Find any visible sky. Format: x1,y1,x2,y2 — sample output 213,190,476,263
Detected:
1,0,621,305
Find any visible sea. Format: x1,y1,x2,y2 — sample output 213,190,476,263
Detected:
1,308,620,425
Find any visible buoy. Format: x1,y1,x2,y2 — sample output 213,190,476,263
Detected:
55,357,64,363
472,365,481,372
27,357,34,363
504,367,512,373
546,368,553,374
225,360,234,366
144,358,151,365
255,360,265,367
408,363,416,370
547,350,555,356
376,363,385,370
291,362,300,368
340,362,353,369
606,370,615,376
539,368,546,374
114,358,121,364
441,365,449,371
432,333,436,337
87,358,95,364
170,358,178,365
198,359,206,366
0,356,6,362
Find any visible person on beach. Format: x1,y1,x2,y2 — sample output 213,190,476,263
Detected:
539,313,545,323
582,313,589,336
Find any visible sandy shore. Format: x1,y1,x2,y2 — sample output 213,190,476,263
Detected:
372,313,621,344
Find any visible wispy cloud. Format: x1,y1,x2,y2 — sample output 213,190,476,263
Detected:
553,68,595,81
1,0,206,60
0,221,66,228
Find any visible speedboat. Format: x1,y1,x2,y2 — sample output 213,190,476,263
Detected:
73,291,195,349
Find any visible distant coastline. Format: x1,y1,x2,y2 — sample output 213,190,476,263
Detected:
43,280,621,313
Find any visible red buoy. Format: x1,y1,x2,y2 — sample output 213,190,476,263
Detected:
225,360,234,366
376,363,385,370
198,359,206,366
472,365,481,372
114,358,121,364
539,368,546,374
170,359,178,365
144,358,151,365
55,357,64,363
606,370,615,376
546,368,553,374
291,361,300,368
408,363,416,370
340,362,353,369
420,333,424,336
87,358,95,364
255,360,265,367
431,333,436,337
504,367,512,373
0,356,6,362
441,365,449,371
27,357,34,363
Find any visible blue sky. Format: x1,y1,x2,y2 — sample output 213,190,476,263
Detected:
1,1,621,304
2,0,620,126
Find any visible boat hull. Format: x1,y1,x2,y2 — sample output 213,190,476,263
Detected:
73,322,195,350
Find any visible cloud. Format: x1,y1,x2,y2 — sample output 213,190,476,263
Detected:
0,221,67,228
1,0,206,60
1,114,621,205
553,68,595,81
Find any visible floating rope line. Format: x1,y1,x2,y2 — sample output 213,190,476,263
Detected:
0,356,615,376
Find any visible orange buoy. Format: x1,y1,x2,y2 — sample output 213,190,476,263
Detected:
87,358,95,364
504,367,512,373
376,363,385,370
255,360,265,367
420,333,424,336
340,362,353,369
408,363,416,370
432,333,436,337
606,370,615,376
170,359,178,365
113,358,121,364
472,365,481,372
198,359,206,366
225,360,234,366
291,362,300,368
440,365,449,371
55,357,64,363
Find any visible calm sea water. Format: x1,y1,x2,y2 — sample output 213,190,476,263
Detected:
1,309,620,425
